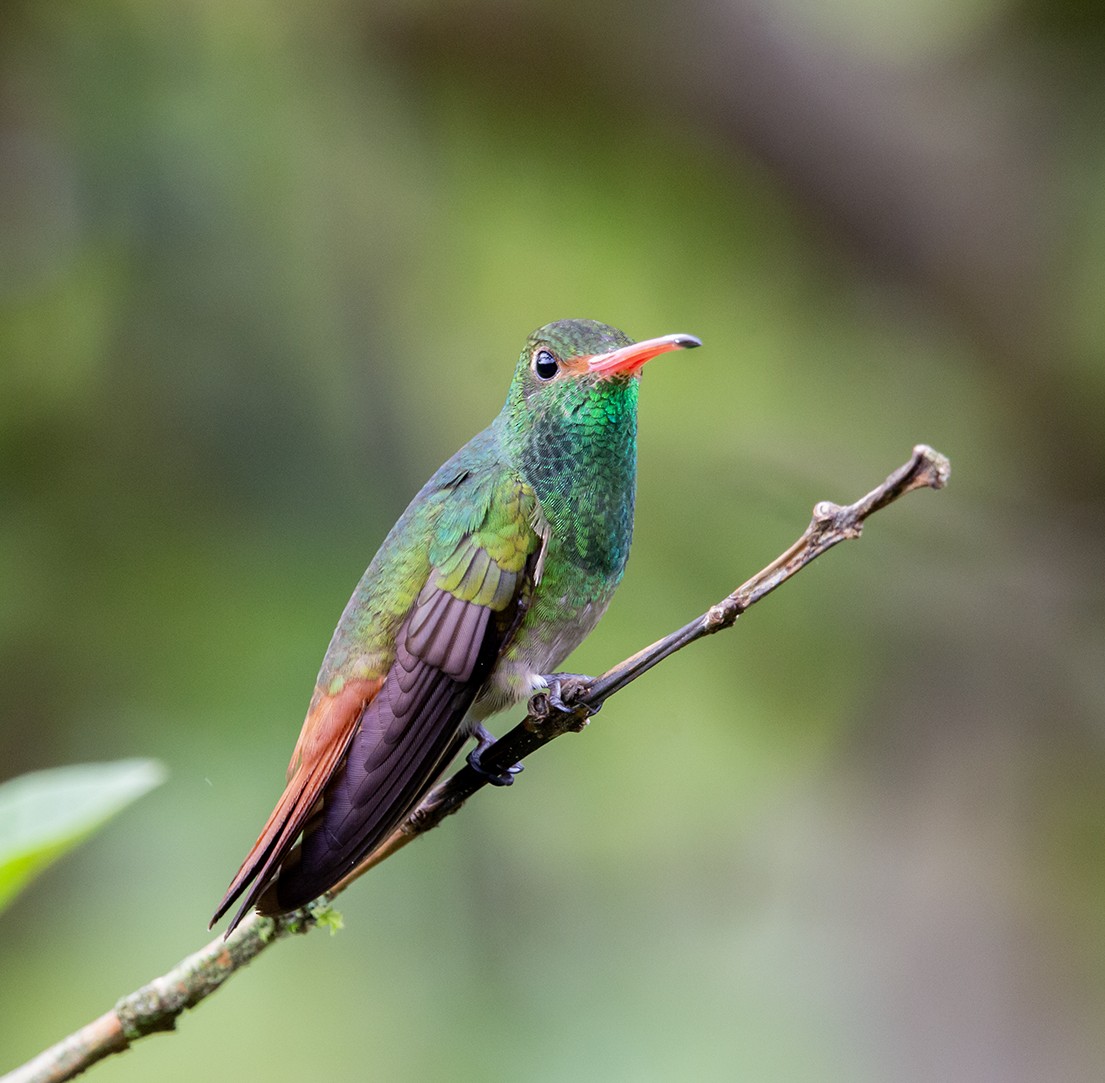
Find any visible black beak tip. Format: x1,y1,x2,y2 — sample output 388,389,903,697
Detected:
676,334,702,350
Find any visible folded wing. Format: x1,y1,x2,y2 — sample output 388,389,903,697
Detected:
212,474,542,932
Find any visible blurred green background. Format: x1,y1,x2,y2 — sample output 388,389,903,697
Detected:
2,0,1104,1080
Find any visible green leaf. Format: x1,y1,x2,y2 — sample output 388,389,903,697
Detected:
0,759,166,914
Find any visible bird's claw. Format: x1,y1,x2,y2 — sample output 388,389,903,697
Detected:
528,673,598,737
466,724,523,787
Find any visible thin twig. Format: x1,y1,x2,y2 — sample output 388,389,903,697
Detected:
2,444,949,1083
1,903,336,1083
330,443,950,887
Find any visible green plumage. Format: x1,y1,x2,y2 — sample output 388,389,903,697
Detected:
212,318,698,930
320,319,641,710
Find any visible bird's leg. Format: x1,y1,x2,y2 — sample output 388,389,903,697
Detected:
528,673,598,739
539,673,597,714
466,722,524,787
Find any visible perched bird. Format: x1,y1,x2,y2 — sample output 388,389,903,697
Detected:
211,319,700,932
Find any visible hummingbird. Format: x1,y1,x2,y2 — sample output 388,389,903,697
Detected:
211,319,700,933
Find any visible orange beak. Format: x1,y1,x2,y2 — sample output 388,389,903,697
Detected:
586,333,701,378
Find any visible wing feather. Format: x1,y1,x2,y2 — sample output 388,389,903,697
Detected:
213,472,544,931
209,677,382,929
273,613,492,910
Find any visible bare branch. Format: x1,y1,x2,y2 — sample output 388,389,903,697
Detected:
331,444,950,883
1,903,337,1083
3,445,948,1083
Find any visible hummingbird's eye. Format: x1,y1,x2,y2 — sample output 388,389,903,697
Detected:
533,349,559,380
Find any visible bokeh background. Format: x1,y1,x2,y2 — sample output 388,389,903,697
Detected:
2,1,1104,1080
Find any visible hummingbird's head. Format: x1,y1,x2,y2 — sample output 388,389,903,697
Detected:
502,318,700,427
499,319,700,565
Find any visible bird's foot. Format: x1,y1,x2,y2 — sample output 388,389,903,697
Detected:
528,673,598,738
466,722,523,787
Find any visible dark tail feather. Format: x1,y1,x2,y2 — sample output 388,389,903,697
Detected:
272,648,478,912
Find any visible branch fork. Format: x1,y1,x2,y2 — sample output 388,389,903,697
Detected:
4,444,949,1083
